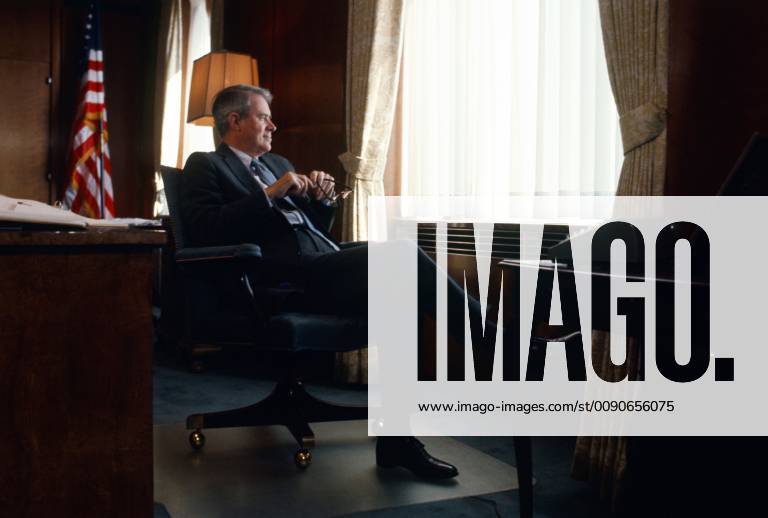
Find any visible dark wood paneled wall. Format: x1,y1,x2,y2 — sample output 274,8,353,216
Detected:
0,0,56,202
666,0,768,195
223,0,348,236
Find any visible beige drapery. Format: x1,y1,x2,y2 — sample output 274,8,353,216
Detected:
152,0,177,176
600,0,669,197
155,0,215,170
382,57,405,197
572,0,669,511
340,0,405,241
335,0,405,383
152,0,221,215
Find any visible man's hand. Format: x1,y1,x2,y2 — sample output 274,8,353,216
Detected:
264,171,312,200
308,170,335,201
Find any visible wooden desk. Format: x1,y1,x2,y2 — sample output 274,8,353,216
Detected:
0,229,165,518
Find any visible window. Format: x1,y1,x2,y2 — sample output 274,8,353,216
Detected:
160,0,213,169
396,0,622,197
154,0,214,216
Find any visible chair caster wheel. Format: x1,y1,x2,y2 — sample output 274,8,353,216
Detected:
294,448,312,469
189,430,206,450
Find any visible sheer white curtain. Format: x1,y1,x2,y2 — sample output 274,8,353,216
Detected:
160,0,214,169
398,0,622,197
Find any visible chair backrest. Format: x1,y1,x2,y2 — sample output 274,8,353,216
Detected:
160,166,187,252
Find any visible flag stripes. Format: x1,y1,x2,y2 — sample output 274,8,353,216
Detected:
63,10,115,219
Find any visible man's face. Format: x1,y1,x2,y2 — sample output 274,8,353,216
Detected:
232,93,277,156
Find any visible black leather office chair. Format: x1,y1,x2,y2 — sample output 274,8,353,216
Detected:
161,167,533,517
161,166,367,467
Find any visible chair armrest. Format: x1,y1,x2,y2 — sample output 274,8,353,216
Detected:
176,244,262,263
175,244,264,279
175,244,299,292
174,244,308,325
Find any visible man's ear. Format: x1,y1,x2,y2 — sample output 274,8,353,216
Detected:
227,112,240,132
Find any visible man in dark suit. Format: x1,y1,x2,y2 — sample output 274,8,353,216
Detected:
180,84,458,479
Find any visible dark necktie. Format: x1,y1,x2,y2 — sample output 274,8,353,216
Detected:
249,158,339,252
250,159,301,212
250,158,276,184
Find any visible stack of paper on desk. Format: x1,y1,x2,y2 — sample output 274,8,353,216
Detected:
0,194,130,229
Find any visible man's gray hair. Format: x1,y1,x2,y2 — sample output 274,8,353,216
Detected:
212,84,273,137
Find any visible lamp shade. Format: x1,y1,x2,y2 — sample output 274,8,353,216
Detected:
187,51,260,126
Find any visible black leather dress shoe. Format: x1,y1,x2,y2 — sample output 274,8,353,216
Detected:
376,437,459,479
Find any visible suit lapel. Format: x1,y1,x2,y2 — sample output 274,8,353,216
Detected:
259,154,336,242
216,148,337,244
259,153,306,206
259,154,289,183
216,144,260,194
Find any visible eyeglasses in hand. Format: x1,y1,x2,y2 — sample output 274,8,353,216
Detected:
315,179,354,205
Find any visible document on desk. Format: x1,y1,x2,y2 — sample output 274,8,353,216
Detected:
0,194,130,228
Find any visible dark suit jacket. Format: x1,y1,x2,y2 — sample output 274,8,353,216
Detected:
180,144,337,262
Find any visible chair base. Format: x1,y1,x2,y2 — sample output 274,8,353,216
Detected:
185,378,367,449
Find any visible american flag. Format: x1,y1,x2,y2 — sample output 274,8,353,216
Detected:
63,1,114,219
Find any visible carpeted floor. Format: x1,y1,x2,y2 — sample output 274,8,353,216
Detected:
153,352,606,518
155,421,519,517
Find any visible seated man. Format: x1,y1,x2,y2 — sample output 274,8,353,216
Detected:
180,84,458,479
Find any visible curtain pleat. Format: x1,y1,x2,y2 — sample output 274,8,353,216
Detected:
572,0,669,512
335,0,405,383
158,0,214,170
153,0,178,175
340,0,405,242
